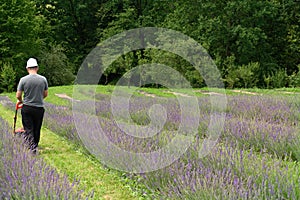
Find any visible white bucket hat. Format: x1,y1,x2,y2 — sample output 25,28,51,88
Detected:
26,58,38,68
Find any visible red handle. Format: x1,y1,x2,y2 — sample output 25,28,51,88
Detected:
16,102,23,110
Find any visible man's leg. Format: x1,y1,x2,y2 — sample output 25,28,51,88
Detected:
21,105,35,150
32,107,45,152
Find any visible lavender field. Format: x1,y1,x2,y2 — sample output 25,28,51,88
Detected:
42,87,300,199
1,88,300,199
0,107,89,199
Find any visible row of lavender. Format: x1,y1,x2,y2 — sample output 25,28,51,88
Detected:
96,94,300,199
0,114,90,199
41,92,300,199
224,95,300,161
90,94,300,161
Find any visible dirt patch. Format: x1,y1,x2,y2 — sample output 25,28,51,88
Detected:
55,93,74,100
280,91,300,95
231,90,259,95
55,93,81,102
197,90,225,96
164,90,192,97
138,90,156,98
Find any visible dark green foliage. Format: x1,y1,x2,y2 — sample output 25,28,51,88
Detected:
225,61,260,88
288,65,300,87
162,0,299,88
0,62,16,92
0,0,299,89
0,0,46,79
39,44,75,86
264,69,289,89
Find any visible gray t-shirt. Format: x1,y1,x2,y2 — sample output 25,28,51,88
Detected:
17,74,48,107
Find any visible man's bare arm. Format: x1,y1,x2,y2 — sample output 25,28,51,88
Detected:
43,90,48,98
16,90,22,102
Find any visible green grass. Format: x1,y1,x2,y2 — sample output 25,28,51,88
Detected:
2,85,73,106
0,104,143,200
21,85,299,108
46,85,74,106
231,87,300,95
45,85,228,104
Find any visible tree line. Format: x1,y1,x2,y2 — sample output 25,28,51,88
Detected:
0,0,299,92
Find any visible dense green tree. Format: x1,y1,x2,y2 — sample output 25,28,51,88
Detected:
0,0,299,90
35,0,110,70
162,0,298,88
283,0,300,75
39,43,75,86
99,0,173,86
0,0,47,80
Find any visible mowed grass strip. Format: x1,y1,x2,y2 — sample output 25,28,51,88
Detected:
0,104,140,200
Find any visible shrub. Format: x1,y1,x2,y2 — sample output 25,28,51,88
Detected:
225,62,260,88
264,68,289,88
288,64,300,87
0,62,16,93
39,43,75,86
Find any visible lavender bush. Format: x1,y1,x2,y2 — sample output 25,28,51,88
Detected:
67,93,300,199
44,102,79,143
139,141,300,199
0,116,90,199
224,95,300,160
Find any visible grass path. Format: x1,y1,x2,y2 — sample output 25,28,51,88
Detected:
0,104,141,200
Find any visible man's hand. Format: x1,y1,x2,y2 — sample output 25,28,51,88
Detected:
16,100,23,110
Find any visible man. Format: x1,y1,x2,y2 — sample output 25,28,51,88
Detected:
16,58,48,154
